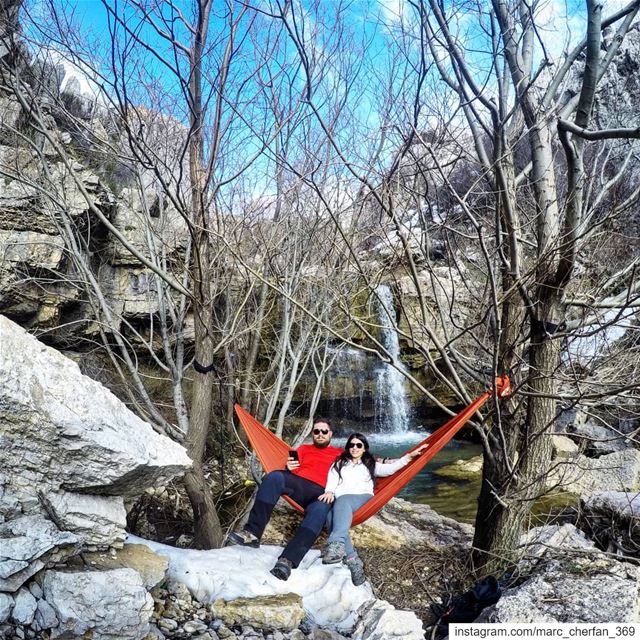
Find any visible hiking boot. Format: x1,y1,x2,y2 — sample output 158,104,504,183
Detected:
270,557,293,581
322,541,346,564
344,553,366,586
227,528,260,548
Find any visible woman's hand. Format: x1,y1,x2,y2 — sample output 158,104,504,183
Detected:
408,444,429,460
318,492,335,504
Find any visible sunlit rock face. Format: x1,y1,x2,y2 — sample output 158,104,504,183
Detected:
0,315,191,593
0,314,191,498
43,568,154,639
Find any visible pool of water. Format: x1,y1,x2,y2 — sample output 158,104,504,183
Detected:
332,431,482,523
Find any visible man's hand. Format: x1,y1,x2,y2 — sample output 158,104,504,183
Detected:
286,456,300,471
407,444,429,460
318,492,335,503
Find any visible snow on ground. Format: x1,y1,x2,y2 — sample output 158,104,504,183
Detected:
127,535,374,632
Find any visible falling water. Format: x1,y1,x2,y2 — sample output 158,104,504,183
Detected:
374,285,411,432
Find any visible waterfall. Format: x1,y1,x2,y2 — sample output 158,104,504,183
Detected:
374,285,411,432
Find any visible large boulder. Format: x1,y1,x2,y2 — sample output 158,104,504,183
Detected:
43,567,154,639
0,315,191,591
352,498,472,550
546,449,640,495
479,523,640,623
478,562,640,623
565,421,630,456
83,544,169,589
0,314,191,501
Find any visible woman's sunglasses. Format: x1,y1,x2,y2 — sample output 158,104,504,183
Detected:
348,442,364,449
313,428,330,435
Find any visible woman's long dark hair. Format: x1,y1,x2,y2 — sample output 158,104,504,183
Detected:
333,433,376,483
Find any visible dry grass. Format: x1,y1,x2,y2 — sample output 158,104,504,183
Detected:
360,543,474,630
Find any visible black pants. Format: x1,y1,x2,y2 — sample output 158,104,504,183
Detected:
246,470,331,567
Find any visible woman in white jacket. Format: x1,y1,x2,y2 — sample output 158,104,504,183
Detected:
318,432,427,585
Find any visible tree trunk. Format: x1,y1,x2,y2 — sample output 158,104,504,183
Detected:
184,303,224,549
473,312,562,573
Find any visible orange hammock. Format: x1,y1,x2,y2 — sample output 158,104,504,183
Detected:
234,376,510,526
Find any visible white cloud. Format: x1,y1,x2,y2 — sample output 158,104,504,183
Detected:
377,0,407,24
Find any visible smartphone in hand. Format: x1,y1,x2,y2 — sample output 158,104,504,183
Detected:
288,450,299,461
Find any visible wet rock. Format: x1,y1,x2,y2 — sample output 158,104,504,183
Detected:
435,455,483,480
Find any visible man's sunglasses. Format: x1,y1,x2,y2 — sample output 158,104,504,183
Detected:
313,428,330,435
348,442,364,449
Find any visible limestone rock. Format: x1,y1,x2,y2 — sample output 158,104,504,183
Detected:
108,187,188,267
84,544,168,589
0,594,13,623
43,567,154,640
45,491,127,548
583,491,640,519
34,598,59,631
478,561,640,623
546,449,640,495
517,524,596,572
551,435,579,458
212,594,304,631
11,587,37,625
0,516,79,592
581,491,640,551
435,455,483,480
351,599,424,640
353,498,473,550
0,315,191,500
566,421,629,456
0,230,65,269
98,264,164,318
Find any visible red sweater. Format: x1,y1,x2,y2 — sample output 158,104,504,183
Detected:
292,444,342,487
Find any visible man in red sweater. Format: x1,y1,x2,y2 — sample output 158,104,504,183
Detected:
228,418,342,580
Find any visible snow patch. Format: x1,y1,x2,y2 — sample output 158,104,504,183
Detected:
126,535,374,632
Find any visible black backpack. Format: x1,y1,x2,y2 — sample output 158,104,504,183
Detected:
435,575,502,625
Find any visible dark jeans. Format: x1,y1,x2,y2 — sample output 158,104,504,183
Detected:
245,470,331,567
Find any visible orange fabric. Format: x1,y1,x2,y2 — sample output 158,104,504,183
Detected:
234,376,510,526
